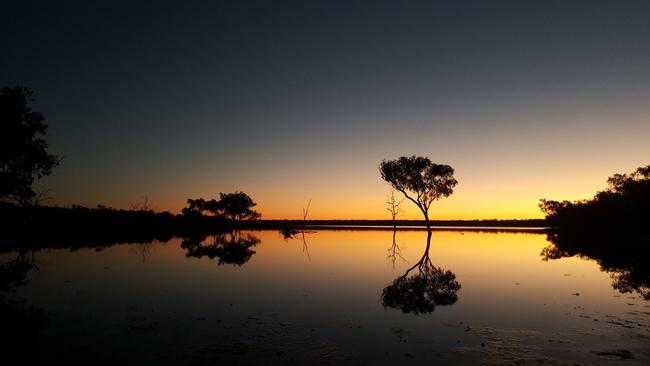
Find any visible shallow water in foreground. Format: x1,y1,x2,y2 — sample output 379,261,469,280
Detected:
3,229,649,365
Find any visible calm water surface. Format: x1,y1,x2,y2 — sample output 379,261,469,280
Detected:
3,229,649,365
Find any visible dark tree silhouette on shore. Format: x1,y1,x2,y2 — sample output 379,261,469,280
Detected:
217,192,261,220
540,164,650,230
379,156,457,230
381,230,461,314
182,198,221,216
386,189,404,229
1,86,60,205
183,192,260,220
538,165,650,301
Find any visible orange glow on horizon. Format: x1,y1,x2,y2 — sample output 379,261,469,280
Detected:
83,178,610,220
49,166,633,220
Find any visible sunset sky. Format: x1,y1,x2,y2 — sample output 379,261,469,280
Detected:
2,1,649,219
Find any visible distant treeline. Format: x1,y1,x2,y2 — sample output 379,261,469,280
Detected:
291,219,546,227
0,203,225,251
0,202,546,251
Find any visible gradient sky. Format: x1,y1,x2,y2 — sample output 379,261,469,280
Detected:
2,1,649,219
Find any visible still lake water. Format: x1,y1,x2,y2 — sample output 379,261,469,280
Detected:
3,229,649,365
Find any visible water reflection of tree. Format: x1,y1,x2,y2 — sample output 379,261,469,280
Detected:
382,230,461,314
181,231,260,266
386,229,406,270
279,227,312,260
0,252,33,291
0,251,48,358
280,198,313,260
129,240,158,263
541,230,650,300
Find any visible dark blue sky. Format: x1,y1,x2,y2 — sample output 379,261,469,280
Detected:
2,1,650,218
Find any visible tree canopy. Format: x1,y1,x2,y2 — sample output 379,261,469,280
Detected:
183,198,220,216
217,191,261,220
183,191,261,220
540,164,650,229
0,86,59,205
379,156,457,224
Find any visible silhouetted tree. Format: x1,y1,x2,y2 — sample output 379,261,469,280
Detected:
182,198,220,216
386,189,404,229
379,156,457,229
186,198,206,213
0,86,60,205
539,165,650,301
381,231,461,314
540,164,650,229
302,199,311,221
129,195,153,212
217,191,261,220
182,192,260,220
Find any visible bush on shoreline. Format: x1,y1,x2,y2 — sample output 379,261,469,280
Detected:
540,165,650,231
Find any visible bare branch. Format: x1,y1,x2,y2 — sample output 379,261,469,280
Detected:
302,199,311,221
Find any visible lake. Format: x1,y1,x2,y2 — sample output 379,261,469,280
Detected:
2,229,649,365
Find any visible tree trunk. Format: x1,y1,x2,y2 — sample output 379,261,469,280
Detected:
422,208,431,231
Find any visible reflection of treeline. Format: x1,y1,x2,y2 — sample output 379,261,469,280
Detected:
539,165,650,300
542,229,650,300
0,202,547,251
0,252,48,360
0,206,548,254
0,203,229,250
540,165,650,230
